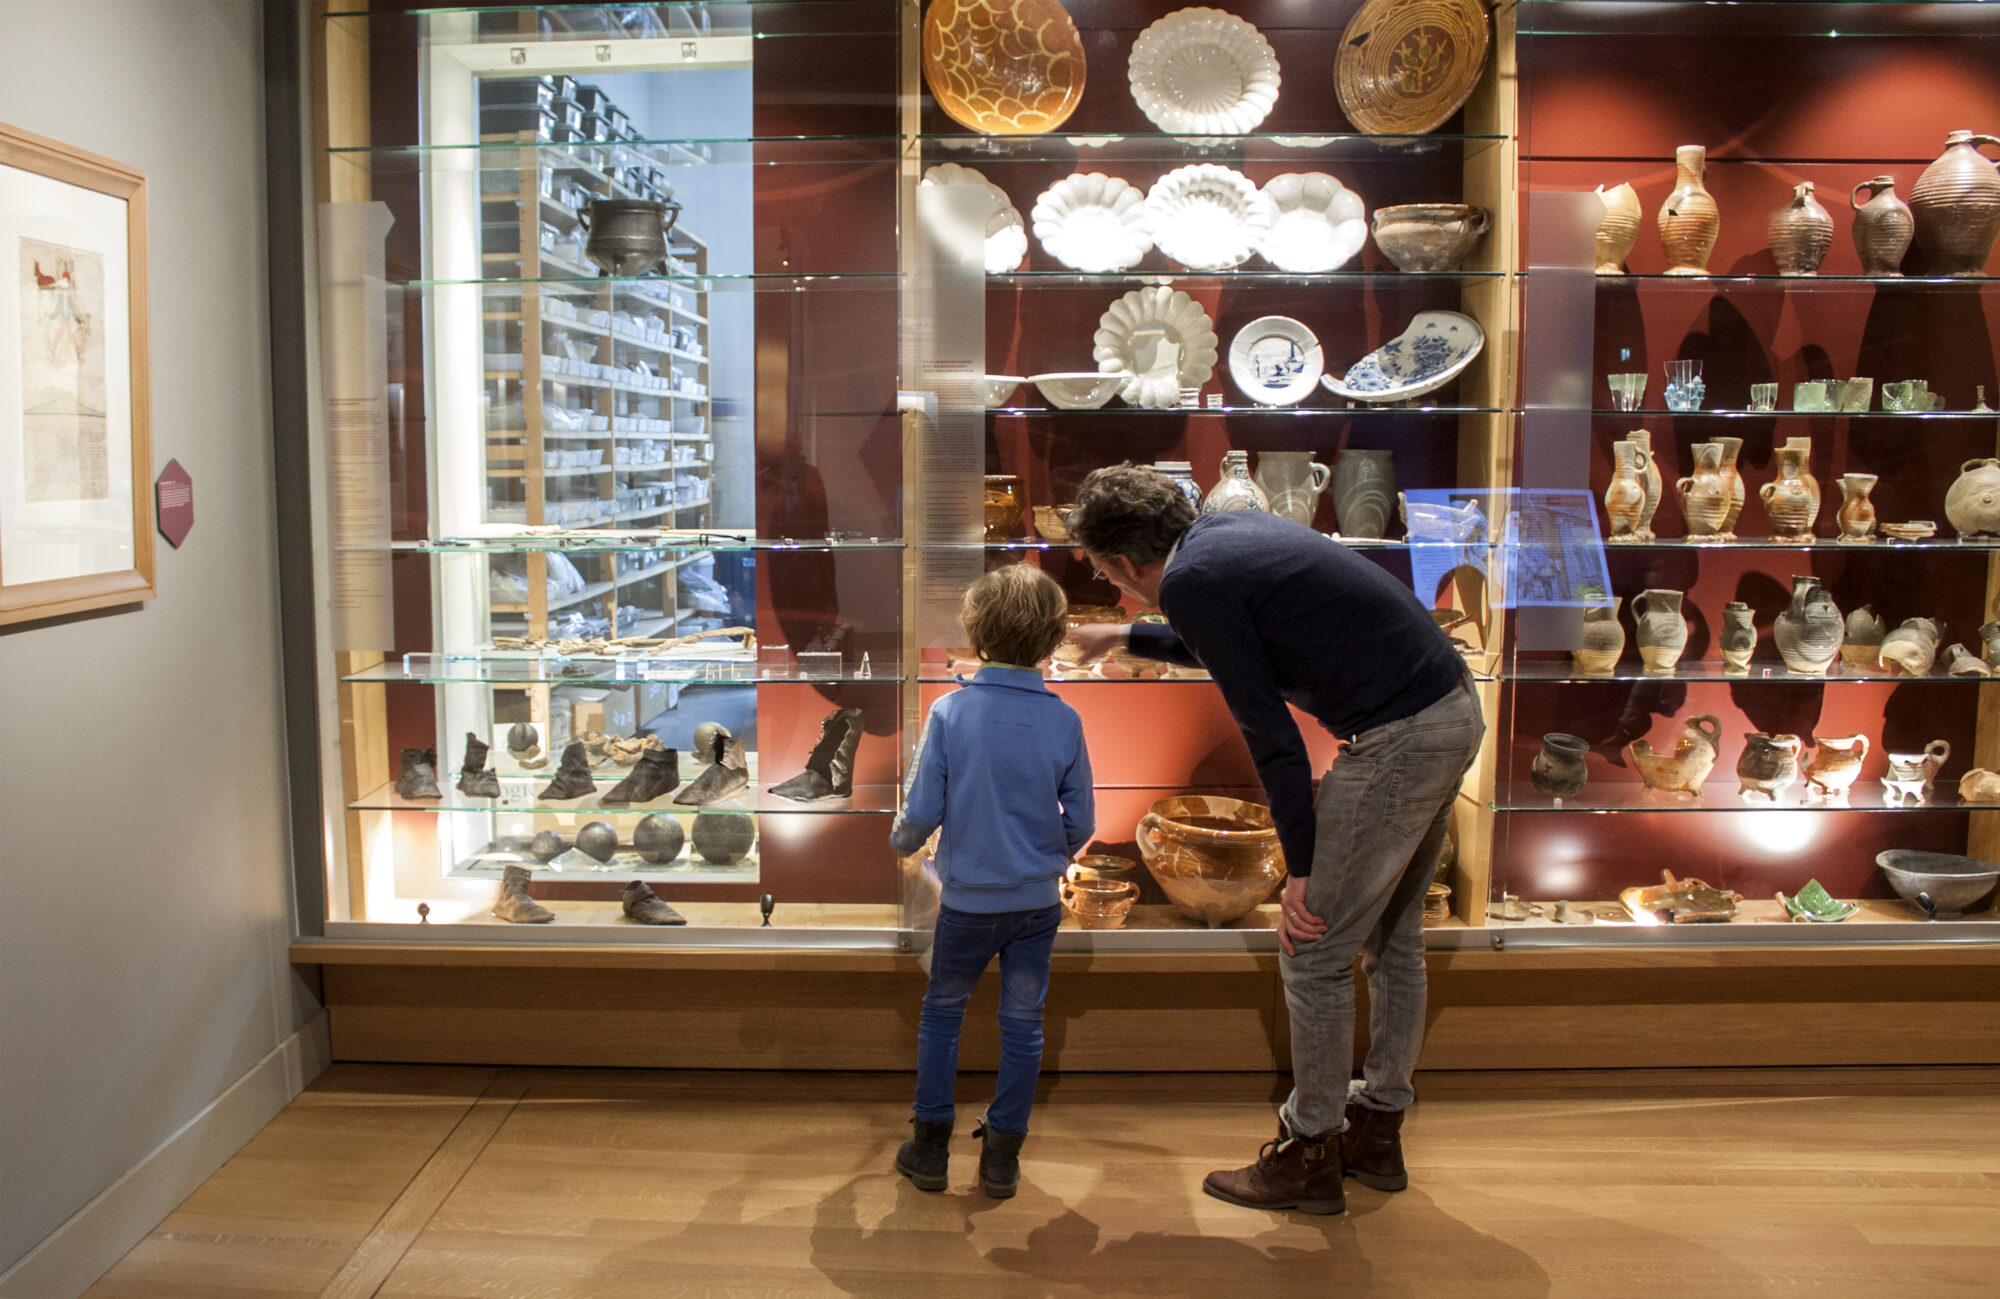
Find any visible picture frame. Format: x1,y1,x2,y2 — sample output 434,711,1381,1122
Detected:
0,121,152,626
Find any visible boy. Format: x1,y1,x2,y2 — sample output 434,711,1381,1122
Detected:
889,564,1094,1198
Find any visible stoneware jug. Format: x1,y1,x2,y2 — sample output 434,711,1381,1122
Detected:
1626,714,1722,797
1573,599,1626,677
1715,436,1747,535
1150,461,1203,510
1332,449,1396,539
1531,733,1590,801
1737,733,1804,803
1719,600,1758,675
1768,181,1834,275
1624,429,1663,536
1945,458,2000,536
1759,437,1820,541
1659,145,1721,275
1851,176,1914,276
1774,575,1843,676
1880,616,1943,676
1909,131,2000,276
1605,440,1653,540
1594,182,1642,274
1804,734,1869,802
1253,451,1330,527
1203,450,1270,514
1676,441,1732,538
1633,588,1689,676
1842,604,1888,668
1836,472,1879,542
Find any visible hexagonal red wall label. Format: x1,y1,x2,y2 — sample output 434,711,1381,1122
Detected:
155,458,193,548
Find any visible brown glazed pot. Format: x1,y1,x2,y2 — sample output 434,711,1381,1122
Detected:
1768,181,1834,275
1910,130,2000,276
1370,203,1491,272
1851,175,1914,276
1135,796,1286,926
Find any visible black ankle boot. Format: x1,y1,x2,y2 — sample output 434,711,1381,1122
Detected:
1341,1102,1408,1191
895,1117,953,1192
675,729,748,806
395,747,442,800
974,1116,1026,1199
621,880,686,925
602,745,679,804
770,707,864,802
537,741,597,800
457,731,501,798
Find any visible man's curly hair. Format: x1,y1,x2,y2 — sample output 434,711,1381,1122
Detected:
1066,463,1197,565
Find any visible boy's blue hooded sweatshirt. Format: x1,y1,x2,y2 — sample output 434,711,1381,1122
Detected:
889,666,1095,912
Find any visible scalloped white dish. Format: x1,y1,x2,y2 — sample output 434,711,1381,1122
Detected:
1031,173,1154,273
1144,164,1274,271
1320,310,1484,404
921,162,1029,274
1030,372,1125,410
1128,7,1282,136
1092,287,1219,409
1228,316,1323,407
1259,172,1367,273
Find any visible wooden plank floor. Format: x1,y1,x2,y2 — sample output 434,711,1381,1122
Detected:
87,1064,2000,1298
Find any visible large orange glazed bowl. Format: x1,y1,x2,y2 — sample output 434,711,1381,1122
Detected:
1136,796,1287,926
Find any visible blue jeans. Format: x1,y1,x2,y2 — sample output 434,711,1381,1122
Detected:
913,903,1061,1134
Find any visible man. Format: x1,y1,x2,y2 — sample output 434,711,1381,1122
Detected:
1067,464,1484,1216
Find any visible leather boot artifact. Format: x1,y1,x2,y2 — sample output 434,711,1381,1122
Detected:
457,731,502,798
602,745,679,804
1201,1118,1345,1215
1341,1101,1409,1192
621,880,686,925
492,863,554,924
538,741,597,800
771,707,864,802
395,747,443,800
973,1116,1026,1199
674,728,749,806
894,1117,954,1193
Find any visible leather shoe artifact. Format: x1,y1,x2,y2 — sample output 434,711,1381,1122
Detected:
457,731,502,798
675,727,749,806
602,745,679,804
771,706,864,802
394,747,443,800
621,880,686,925
537,741,597,800
1201,1118,1345,1215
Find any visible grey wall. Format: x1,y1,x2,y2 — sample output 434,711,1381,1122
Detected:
0,0,313,1276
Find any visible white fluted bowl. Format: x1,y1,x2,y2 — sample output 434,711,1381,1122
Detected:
1259,171,1366,273
1093,287,1219,409
1145,163,1274,271
1031,172,1154,273
921,162,1028,274
1128,7,1282,136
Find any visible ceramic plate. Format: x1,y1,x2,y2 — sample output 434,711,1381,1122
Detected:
922,0,1087,135
1258,172,1367,273
920,162,1029,273
1092,287,1219,408
1335,0,1491,136
1228,317,1323,407
1128,6,1282,136
1144,164,1274,271
1031,173,1154,273
1320,310,1484,404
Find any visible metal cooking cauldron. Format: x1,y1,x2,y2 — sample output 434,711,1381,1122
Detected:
579,198,683,277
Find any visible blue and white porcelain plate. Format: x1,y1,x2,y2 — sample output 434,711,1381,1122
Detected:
1320,310,1484,404
1228,316,1322,407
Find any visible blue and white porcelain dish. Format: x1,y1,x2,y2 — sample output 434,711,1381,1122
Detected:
1319,310,1484,404
1227,316,1322,407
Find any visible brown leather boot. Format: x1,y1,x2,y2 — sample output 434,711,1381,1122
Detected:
1201,1119,1345,1215
1341,1102,1408,1191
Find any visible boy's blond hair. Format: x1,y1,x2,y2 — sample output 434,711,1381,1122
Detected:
962,564,1068,667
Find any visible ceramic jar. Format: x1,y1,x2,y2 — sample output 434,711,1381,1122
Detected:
1203,450,1269,514
1882,739,1952,805
1531,733,1590,801
1626,714,1722,797
1332,449,1396,539
1759,437,1820,541
1719,601,1758,675
983,474,1025,540
1737,733,1804,803
1605,440,1654,540
1909,131,2000,276
1836,473,1879,542
1677,441,1733,539
1136,795,1287,926
1633,588,1689,676
1768,181,1834,275
1624,430,1663,537
1851,176,1914,276
1595,182,1642,274
1715,436,1747,535
1253,451,1330,527
1843,605,1888,668
1573,599,1626,677
1150,461,1203,510
1981,618,2000,668
1774,575,1843,675
1369,203,1491,272
1945,458,2000,536
1659,144,1721,275
581,198,681,276
1804,734,1869,801
1880,616,1943,676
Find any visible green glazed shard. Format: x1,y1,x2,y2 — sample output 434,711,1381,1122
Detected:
1778,879,1859,923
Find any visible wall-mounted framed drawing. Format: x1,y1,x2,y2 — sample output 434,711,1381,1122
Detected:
0,121,151,626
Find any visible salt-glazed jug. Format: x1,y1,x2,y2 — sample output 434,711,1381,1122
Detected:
1774,575,1843,675
1836,473,1879,542
1203,450,1269,514
1737,733,1804,803
1714,436,1746,535
1605,440,1654,540
1595,182,1642,274
1719,601,1758,675
1623,429,1663,536
1910,130,2000,276
1572,599,1626,677
1253,451,1329,527
1332,449,1396,539
1945,458,2000,536
1768,181,1834,275
1627,714,1722,797
1633,588,1689,676
1851,176,1914,276
1677,442,1733,539
1659,145,1721,275
1759,437,1820,541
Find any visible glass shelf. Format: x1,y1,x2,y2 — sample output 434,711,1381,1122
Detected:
1586,408,1998,420
1496,783,1981,814
958,536,1503,553
393,533,902,553
347,658,898,687
353,779,897,816
993,269,1505,287
1594,537,2000,551
918,671,1215,686
1519,0,2000,40
346,135,899,172
989,404,1505,418
1545,272,2000,286
330,0,878,14
412,270,898,291
1507,660,1983,684
919,131,1511,164
446,847,762,887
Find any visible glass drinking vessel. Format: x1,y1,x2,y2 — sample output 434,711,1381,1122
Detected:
1607,373,1648,411
1838,377,1874,412
1663,360,1705,411
1794,379,1838,412
1748,383,1778,411
1882,380,1929,412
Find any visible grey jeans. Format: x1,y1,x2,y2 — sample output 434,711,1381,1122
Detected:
1280,674,1484,1137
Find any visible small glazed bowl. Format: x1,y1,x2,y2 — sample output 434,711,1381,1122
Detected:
975,374,1026,407
1070,854,1139,885
1062,875,1139,929
1032,504,1077,544
1876,849,2000,919
1369,203,1491,272
1031,371,1124,409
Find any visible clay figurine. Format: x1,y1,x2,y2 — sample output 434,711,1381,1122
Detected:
1626,714,1722,797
